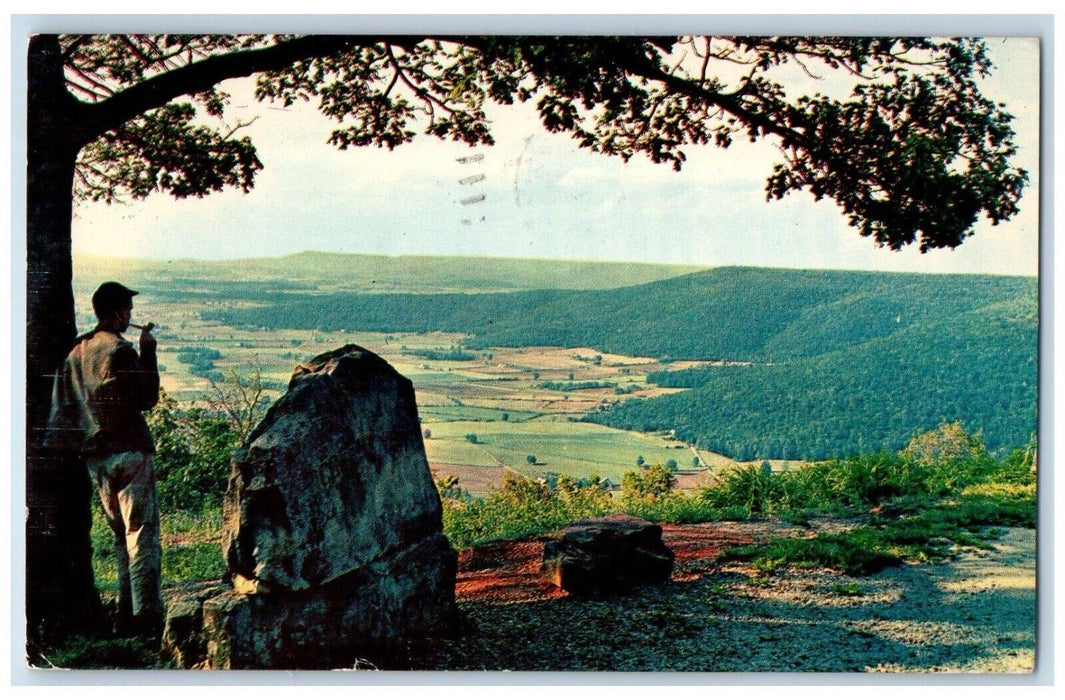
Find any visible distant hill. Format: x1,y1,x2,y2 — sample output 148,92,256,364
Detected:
199,265,1037,360
199,265,1038,460
74,251,707,295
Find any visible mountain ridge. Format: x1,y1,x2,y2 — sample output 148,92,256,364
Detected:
194,264,1036,459
73,250,711,293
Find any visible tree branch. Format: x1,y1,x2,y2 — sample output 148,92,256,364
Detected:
221,116,259,140
68,65,115,100
699,37,712,85
605,41,809,149
454,36,808,149
81,34,426,146
384,44,459,119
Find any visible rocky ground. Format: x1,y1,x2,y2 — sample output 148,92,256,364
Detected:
387,522,1037,673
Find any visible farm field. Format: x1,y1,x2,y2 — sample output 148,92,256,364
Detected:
423,418,704,485
87,287,753,493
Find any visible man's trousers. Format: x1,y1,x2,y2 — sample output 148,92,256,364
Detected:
86,451,163,622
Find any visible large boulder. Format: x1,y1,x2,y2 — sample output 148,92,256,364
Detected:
164,345,458,669
541,514,674,597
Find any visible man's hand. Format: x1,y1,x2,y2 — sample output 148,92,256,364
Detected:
139,326,157,354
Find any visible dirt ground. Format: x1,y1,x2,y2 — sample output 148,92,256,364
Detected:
399,523,1037,673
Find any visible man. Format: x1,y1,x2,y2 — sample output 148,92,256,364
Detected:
45,281,163,638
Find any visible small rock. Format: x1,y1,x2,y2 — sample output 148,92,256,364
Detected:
161,582,229,669
541,514,674,597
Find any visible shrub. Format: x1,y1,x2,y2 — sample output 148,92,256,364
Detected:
621,492,722,524
790,452,933,507
701,463,799,516
996,439,1039,485
434,474,467,501
700,431,1035,520
205,364,272,444
621,464,676,500
148,389,239,511
155,412,238,511
439,472,611,549
901,421,987,466
555,473,613,513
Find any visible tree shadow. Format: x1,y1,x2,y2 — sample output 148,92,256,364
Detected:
390,536,1036,672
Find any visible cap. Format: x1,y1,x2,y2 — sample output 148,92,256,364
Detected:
91,281,139,316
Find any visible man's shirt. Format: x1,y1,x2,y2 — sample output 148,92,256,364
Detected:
45,328,159,455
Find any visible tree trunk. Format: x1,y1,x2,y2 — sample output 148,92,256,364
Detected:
25,35,108,649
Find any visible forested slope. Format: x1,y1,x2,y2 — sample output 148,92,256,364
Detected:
588,293,1037,459
204,267,1036,359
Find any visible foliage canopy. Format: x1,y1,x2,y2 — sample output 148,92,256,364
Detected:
58,34,1027,251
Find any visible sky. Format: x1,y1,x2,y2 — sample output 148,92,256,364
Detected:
63,35,1040,276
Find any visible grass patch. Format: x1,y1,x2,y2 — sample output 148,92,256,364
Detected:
425,419,697,483
721,528,905,576
162,542,226,584
161,507,224,541
718,489,1033,577
619,492,728,524
92,506,225,592
830,582,865,596
31,635,163,670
